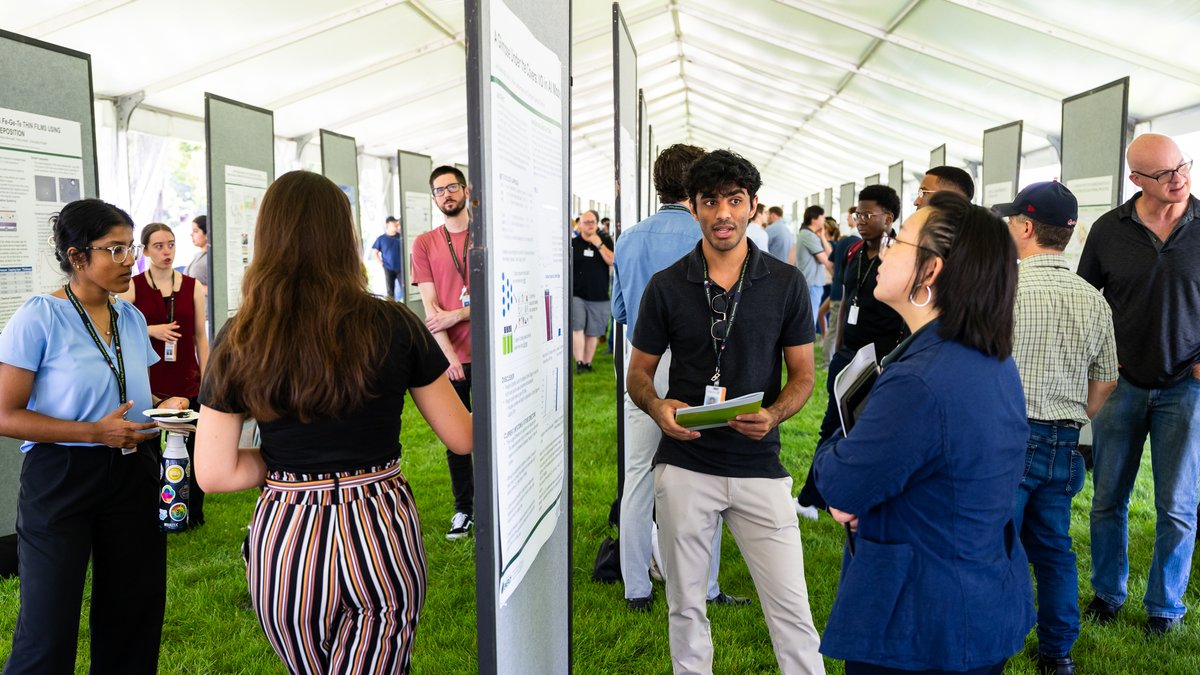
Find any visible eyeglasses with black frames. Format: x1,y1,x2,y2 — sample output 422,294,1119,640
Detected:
1131,159,1192,185
431,183,465,197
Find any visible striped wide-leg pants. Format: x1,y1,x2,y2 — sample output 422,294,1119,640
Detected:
247,461,427,675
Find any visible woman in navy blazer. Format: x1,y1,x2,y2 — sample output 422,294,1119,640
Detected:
814,191,1035,675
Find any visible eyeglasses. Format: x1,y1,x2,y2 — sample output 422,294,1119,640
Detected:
852,211,886,224
1131,159,1192,185
84,244,143,263
710,292,729,340
879,232,940,257
915,188,935,200
431,183,465,197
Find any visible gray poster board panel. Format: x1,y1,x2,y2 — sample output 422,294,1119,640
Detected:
1061,77,1130,209
204,94,275,337
888,161,904,195
864,173,880,186
840,182,856,220
318,129,362,247
612,1,637,518
823,187,833,215
646,124,654,215
396,150,433,313
0,31,100,538
456,163,470,183
637,89,649,222
981,120,1023,206
930,144,947,169
791,200,798,223
465,0,572,672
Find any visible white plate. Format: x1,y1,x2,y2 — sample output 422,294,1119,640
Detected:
142,408,199,423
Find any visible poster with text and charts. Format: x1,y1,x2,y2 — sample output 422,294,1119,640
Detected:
404,191,433,303
223,165,268,316
489,0,566,606
0,107,85,329
620,126,637,229
1065,175,1114,269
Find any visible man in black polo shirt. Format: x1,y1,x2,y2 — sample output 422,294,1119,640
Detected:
795,184,907,517
628,150,824,674
571,209,613,373
1079,133,1200,636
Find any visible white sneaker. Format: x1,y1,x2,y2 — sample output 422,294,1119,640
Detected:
446,512,474,540
795,502,820,521
649,556,663,582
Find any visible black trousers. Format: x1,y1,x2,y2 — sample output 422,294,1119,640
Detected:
4,443,166,675
845,659,1007,675
383,268,400,300
448,364,475,515
797,349,852,510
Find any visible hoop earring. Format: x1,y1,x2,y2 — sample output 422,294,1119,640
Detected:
909,284,933,308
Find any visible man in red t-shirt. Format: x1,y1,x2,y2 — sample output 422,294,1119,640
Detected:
411,166,475,540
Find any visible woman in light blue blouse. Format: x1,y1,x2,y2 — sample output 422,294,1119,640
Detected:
0,200,188,674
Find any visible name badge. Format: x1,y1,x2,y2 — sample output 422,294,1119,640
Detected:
846,304,860,326
704,385,727,405
460,286,471,308
164,340,177,362
583,248,595,257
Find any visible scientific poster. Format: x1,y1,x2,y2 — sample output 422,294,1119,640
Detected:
488,0,566,605
0,107,84,328
620,127,637,228
404,190,432,303
224,165,268,314
982,181,1013,208
1065,175,1115,268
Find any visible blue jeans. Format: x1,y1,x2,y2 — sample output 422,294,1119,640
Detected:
1090,373,1200,619
1013,422,1085,658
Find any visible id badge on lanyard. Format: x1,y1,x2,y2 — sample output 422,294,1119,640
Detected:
847,303,860,326
460,286,471,308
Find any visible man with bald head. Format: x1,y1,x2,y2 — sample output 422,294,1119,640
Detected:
1078,133,1199,636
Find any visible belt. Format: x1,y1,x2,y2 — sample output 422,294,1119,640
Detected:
264,462,401,492
1029,418,1084,430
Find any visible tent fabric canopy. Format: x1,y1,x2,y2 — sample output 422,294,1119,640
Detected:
10,0,1200,207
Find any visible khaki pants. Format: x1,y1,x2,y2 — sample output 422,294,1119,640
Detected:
654,464,825,675
822,299,840,368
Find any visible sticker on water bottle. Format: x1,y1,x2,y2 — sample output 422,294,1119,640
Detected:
166,465,185,483
170,503,188,522
161,485,176,503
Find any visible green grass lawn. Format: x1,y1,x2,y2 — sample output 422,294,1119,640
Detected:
0,345,1198,673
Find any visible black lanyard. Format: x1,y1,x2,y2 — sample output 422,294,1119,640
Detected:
442,226,469,288
850,251,879,307
147,269,176,323
64,284,126,403
702,252,750,386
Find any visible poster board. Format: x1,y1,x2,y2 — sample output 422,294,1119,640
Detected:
791,200,798,224
1060,78,1129,266
319,129,361,251
930,144,947,169
0,30,99,538
645,124,654,218
637,89,649,222
864,173,880,186
888,161,904,194
204,94,273,336
465,0,572,671
981,120,1023,207
823,187,833,215
456,162,470,183
612,1,638,518
396,150,433,312
840,182,856,220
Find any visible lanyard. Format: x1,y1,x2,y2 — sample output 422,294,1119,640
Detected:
702,252,750,386
147,269,177,323
850,251,879,307
442,226,469,288
64,284,126,403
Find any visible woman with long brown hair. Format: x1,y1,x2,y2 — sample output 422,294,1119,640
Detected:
195,170,471,674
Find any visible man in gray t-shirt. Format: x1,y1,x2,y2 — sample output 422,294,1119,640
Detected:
796,205,831,330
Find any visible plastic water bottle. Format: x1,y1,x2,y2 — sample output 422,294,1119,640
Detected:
160,431,191,532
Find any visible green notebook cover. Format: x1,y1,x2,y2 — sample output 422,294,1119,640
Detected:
674,392,764,431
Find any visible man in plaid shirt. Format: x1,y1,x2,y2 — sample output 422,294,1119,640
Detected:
997,181,1117,675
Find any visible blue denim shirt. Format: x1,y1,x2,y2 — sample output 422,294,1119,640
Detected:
611,204,700,337
813,321,1035,670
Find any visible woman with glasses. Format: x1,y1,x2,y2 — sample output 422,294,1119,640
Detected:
812,191,1035,674
0,199,189,673
119,222,210,526
195,170,472,674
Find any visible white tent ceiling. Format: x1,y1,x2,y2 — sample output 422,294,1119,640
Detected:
8,0,1200,208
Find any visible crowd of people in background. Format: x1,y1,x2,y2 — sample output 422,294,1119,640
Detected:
0,130,1193,674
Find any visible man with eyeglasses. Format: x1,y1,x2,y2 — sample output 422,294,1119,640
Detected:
1077,133,1200,636
628,149,824,674
571,210,613,374
996,181,1117,675
914,165,975,208
795,185,907,520
611,144,743,613
411,165,475,540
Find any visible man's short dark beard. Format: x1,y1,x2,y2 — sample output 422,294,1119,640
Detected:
439,201,466,217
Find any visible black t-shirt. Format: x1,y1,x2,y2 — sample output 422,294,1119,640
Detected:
200,304,449,473
1078,193,1200,388
632,240,815,478
839,244,907,357
572,232,614,301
